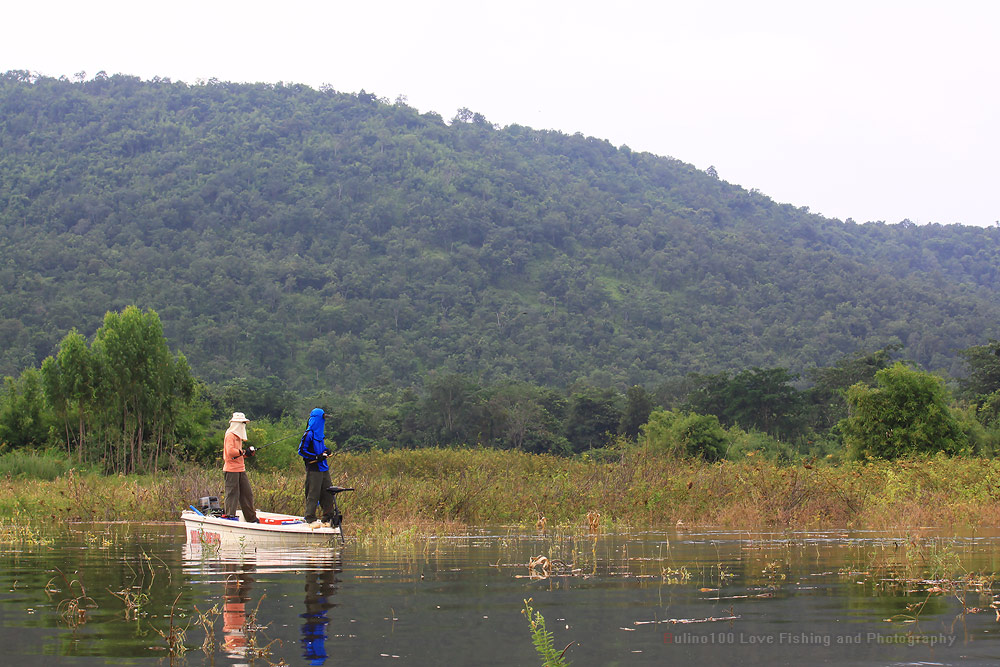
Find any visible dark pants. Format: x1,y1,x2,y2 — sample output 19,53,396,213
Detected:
304,470,335,522
224,471,258,522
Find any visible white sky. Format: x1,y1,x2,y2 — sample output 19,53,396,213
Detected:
4,0,999,226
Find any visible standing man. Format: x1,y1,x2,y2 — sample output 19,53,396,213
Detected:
298,408,336,529
223,411,259,523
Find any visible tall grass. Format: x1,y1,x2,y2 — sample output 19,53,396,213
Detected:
2,448,1000,530
0,448,90,480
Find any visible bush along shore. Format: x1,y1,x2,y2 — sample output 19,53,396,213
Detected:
2,448,1000,532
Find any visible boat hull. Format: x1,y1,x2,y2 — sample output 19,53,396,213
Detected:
181,509,342,548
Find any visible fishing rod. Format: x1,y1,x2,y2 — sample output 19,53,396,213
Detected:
232,432,301,459
303,440,371,464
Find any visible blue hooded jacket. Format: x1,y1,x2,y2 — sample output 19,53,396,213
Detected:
298,408,328,472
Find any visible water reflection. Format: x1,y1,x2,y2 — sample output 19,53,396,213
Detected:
300,563,340,665
222,563,254,663
183,542,343,666
6,525,1000,664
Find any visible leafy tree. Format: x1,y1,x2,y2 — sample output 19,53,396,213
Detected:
485,382,568,454
805,345,899,430
217,375,296,421
685,368,804,440
956,340,1000,404
0,368,51,449
418,373,485,446
641,409,727,461
840,362,969,460
619,385,655,441
564,386,621,452
41,329,96,462
56,306,204,472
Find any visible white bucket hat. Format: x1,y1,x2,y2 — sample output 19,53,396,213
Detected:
230,412,250,423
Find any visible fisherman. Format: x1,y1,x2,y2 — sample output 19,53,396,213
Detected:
223,411,259,523
298,408,336,529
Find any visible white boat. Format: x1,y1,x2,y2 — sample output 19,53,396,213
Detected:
181,508,343,548
181,486,354,548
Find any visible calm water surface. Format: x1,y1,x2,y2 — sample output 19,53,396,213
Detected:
3,523,1000,665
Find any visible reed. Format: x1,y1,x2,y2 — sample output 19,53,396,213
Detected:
2,449,1000,531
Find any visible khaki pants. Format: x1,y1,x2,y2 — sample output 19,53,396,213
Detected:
224,471,258,522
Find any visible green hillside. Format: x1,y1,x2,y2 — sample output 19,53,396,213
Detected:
2,70,999,397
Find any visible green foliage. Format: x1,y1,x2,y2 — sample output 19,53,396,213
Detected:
0,368,52,449
723,429,797,462
1,73,999,400
956,340,1000,405
522,598,569,667
805,345,899,429
619,385,655,440
642,409,727,461
217,376,296,421
37,307,211,472
565,386,621,452
841,363,970,460
483,382,569,454
244,415,303,471
0,448,88,480
685,367,804,440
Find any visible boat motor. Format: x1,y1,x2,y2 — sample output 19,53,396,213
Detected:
197,496,224,517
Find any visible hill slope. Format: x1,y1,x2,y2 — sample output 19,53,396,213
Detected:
1,71,999,394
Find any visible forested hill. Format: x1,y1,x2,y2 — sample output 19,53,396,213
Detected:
2,70,999,396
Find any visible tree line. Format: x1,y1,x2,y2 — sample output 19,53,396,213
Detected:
2,308,998,472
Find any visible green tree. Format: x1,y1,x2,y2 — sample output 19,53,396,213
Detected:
840,362,969,460
485,382,568,454
90,306,201,472
619,385,655,441
419,373,485,446
565,386,621,452
956,340,1000,404
686,368,804,440
41,329,96,462
0,368,51,449
218,375,296,421
805,345,899,430
641,408,727,461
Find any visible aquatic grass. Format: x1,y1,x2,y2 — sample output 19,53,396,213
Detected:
108,549,171,622
193,603,221,655
45,567,97,631
522,597,572,667
0,508,53,545
151,592,189,656
4,449,1000,530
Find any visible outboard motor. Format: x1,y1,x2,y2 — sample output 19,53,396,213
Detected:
197,496,223,517
325,486,354,542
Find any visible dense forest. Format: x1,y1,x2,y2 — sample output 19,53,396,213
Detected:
3,71,1000,394
2,71,1000,468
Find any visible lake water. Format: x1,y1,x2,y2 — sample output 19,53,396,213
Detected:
3,522,1000,665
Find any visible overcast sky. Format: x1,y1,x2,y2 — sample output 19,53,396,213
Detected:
4,0,998,227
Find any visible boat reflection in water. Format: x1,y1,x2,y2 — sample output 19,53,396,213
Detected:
183,542,342,665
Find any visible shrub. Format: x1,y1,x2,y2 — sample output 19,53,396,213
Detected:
724,429,796,461
642,409,727,461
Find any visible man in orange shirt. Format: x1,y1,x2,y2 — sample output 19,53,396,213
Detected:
223,411,259,522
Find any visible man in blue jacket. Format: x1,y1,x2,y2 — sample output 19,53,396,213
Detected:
298,408,336,529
